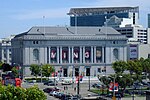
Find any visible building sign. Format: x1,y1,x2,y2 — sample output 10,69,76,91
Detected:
62,47,68,60
129,45,138,59
85,47,91,60
74,47,80,61
50,47,57,61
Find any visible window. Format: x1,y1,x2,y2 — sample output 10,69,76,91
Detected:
113,48,119,60
33,49,39,60
97,68,101,73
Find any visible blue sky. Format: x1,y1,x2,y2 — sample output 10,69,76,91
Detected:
0,0,150,38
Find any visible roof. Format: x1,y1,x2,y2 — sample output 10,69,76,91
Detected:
68,6,139,16
14,26,127,40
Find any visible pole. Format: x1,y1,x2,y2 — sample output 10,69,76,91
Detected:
75,14,77,34
77,70,80,95
72,66,74,88
54,68,56,86
41,63,42,83
77,76,80,95
89,74,90,91
112,75,116,100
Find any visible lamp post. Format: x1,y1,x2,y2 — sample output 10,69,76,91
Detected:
88,73,90,91
40,63,42,83
112,75,116,100
77,70,80,95
72,66,74,88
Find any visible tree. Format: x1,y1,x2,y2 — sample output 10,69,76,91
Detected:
11,67,19,78
29,64,41,78
117,74,134,96
42,64,55,77
0,84,47,100
98,75,111,94
143,58,150,79
0,61,4,70
112,61,127,74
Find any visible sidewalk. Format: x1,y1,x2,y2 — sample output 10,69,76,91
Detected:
122,96,146,100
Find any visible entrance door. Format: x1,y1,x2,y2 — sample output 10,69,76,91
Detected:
86,68,90,76
63,68,68,77
75,68,79,77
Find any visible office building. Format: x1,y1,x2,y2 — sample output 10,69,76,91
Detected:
68,6,139,27
115,24,150,44
0,35,15,65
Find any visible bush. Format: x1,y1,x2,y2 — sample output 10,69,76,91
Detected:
0,84,47,100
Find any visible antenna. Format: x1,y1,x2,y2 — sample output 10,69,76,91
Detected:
43,16,45,35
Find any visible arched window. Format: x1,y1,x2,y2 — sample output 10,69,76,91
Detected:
33,49,39,60
113,48,119,60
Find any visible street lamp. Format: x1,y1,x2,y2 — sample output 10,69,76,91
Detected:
40,63,42,83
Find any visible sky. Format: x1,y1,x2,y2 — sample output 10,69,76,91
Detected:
0,0,150,38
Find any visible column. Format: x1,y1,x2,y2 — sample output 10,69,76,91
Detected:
60,46,62,64
83,46,85,63
71,46,74,64
94,46,96,63
91,46,93,63
102,47,105,63
80,46,82,63
68,46,71,63
57,46,59,64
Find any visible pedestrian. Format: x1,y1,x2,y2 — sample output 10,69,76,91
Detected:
66,86,68,90
64,86,66,90
74,87,76,92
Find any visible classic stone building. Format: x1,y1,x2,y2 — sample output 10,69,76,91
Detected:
11,26,127,77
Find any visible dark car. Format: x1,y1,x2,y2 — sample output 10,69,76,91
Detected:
43,87,59,93
43,80,57,86
92,83,104,88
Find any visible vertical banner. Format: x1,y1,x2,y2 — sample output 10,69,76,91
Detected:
85,47,91,62
109,82,119,92
96,47,102,62
62,47,68,62
51,47,57,62
129,45,138,60
74,47,80,62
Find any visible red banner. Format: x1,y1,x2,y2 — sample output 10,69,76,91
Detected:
109,82,118,92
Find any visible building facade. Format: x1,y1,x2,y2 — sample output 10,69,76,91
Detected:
12,26,127,77
148,14,150,28
115,25,150,44
0,35,15,64
68,7,139,27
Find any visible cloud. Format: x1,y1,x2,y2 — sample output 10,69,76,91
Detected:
12,8,70,20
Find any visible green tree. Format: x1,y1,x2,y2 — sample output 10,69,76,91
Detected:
11,67,19,78
42,64,55,77
0,61,4,70
112,61,127,74
29,64,41,78
143,58,150,79
0,84,46,100
117,74,134,95
98,75,111,94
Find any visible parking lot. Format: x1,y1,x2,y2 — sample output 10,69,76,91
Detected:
22,79,98,100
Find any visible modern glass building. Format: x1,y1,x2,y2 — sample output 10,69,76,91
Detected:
148,14,150,28
68,7,139,27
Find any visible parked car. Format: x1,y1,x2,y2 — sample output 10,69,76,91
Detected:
61,81,72,85
92,82,105,88
43,80,57,86
43,87,59,93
